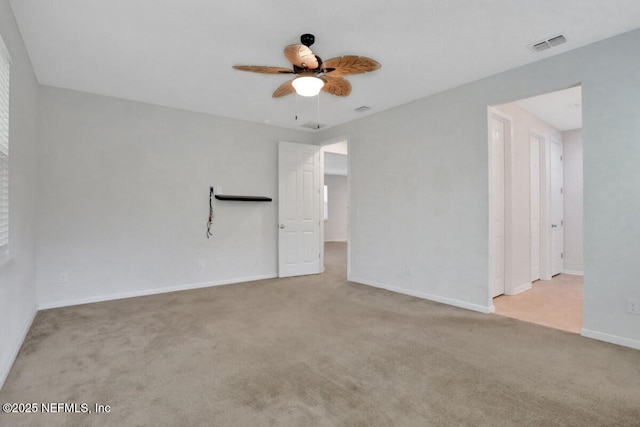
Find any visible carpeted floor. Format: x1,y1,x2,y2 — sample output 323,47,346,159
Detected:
1,242,639,426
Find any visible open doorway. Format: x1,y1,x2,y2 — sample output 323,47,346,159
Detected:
321,139,348,277
489,85,584,333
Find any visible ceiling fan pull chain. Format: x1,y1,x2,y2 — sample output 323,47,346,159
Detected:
316,93,320,129
295,94,298,121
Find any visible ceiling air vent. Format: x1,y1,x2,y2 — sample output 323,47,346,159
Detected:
354,105,371,113
548,34,567,46
532,41,551,52
529,33,567,53
301,122,325,130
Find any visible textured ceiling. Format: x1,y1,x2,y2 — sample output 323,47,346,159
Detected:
8,1,640,131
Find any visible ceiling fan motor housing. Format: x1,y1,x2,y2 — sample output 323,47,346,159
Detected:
301,33,315,47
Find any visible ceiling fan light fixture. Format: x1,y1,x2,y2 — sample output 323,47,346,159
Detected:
292,76,324,97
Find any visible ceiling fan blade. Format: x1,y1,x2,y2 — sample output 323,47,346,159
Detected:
273,79,296,98
321,76,352,97
233,65,294,74
321,56,381,76
284,44,319,70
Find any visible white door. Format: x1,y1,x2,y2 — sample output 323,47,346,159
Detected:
550,139,564,276
530,134,542,281
278,141,321,277
490,115,506,298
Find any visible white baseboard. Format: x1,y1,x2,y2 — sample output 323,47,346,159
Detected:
581,328,640,350
563,269,584,276
38,274,277,310
0,306,38,390
507,282,532,295
324,239,347,243
348,276,493,314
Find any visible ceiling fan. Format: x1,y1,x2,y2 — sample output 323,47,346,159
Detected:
233,34,381,98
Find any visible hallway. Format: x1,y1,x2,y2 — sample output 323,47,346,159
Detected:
493,274,583,333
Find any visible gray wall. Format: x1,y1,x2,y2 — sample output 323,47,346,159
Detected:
2,12,640,392
36,86,312,307
0,0,39,386
317,29,640,348
563,129,584,274
324,174,348,242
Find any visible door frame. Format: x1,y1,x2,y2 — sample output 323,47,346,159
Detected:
529,130,545,282
318,135,350,277
488,108,513,301
548,137,564,276
537,135,565,280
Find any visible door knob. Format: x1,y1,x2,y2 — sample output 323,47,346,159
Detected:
551,224,557,228
279,224,285,229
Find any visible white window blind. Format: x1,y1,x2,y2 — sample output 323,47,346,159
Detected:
0,35,10,254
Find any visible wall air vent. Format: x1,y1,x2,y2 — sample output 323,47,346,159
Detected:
354,106,371,113
301,122,325,130
529,33,567,53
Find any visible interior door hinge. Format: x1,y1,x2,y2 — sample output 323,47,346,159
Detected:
561,252,564,259
560,187,563,194
560,155,563,161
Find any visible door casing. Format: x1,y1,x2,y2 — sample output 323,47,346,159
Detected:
549,138,564,276
488,109,511,299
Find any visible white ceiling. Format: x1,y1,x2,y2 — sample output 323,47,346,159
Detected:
515,85,583,131
8,1,640,132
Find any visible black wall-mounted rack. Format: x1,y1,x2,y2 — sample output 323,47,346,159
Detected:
214,195,272,202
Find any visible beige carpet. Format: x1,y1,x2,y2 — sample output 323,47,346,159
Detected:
1,242,639,426
493,274,584,333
